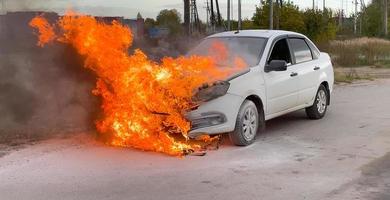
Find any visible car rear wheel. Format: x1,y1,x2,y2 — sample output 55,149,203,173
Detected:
306,84,328,119
229,100,260,146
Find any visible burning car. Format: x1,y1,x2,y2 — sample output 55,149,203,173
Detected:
188,30,334,146
29,14,334,155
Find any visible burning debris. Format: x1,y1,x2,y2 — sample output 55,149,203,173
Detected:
29,12,243,156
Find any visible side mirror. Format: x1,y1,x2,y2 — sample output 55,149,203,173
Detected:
265,60,288,72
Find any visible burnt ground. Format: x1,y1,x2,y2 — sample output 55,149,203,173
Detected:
360,153,390,200
0,80,389,200
328,151,390,200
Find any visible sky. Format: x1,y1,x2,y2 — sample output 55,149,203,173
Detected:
1,0,371,19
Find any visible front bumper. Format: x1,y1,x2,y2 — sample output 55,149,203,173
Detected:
186,93,244,138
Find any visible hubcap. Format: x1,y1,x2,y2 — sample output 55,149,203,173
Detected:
242,107,258,141
317,90,327,114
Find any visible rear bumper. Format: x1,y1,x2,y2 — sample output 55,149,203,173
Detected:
186,93,244,138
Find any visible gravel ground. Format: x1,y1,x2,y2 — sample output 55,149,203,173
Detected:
0,79,390,200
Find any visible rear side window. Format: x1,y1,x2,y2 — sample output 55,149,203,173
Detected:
289,38,313,64
306,39,320,59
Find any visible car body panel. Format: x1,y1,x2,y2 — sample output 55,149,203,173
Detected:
187,93,244,138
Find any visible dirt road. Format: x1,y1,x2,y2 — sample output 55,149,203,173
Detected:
1,80,390,200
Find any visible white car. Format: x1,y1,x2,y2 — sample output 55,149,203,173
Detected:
187,30,334,146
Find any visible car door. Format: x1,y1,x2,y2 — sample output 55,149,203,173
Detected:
288,37,318,105
263,38,299,115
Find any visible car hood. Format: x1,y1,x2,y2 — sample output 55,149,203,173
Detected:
225,68,251,82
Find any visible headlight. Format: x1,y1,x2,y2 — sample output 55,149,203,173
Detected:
193,81,230,102
190,112,227,130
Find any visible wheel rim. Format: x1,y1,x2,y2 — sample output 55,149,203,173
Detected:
317,90,327,114
242,107,258,141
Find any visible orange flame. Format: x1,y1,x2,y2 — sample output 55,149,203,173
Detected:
29,15,55,47
30,12,244,156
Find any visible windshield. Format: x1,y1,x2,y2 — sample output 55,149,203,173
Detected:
188,37,267,68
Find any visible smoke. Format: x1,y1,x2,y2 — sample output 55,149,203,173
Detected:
0,12,99,142
1,0,58,12
0,10,208,144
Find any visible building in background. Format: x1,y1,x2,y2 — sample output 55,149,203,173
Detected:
0,11,145,43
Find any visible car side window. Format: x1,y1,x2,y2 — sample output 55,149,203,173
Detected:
268,39,292,65
289,38,313,64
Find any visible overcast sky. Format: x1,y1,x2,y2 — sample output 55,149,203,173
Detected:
1,0,371,20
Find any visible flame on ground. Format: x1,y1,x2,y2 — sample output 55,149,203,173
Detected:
29,12,245,156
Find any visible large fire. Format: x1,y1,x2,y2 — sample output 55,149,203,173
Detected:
29,12,245,156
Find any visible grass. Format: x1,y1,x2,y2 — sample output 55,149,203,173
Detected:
321,37,390,68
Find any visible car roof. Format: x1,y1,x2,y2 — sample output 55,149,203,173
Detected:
207,29,305,39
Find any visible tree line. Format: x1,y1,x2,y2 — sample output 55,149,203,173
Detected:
144,0,388,43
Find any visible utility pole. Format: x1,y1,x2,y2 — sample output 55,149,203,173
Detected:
215,0,222,26
231,0,234,21
339,0,344,28
189,0,200,34
227,0,231,31
238,0,242,30
275,0,279,29
360,0,365,35
385,0,388,36
184,0,190,35
312,0,315,10
323,0,325,11
354,0,358,35
210,0,215,31
205,0,210,32
269,0,273,30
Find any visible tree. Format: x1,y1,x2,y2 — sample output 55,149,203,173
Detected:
251,1,336,43
242,18,260,30
144,18,156,30
156,9,183,37
137,12,143,20
252,0,305,33
303,9,337,43
361,0,384,37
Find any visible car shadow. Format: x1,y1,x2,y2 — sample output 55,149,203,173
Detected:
264,110,308,132
220,110,309,147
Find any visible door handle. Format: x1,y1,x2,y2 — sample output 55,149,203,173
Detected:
290,72,298,77
314,66,320,70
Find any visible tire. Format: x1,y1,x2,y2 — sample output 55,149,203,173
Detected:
229,100,262,146
305,84,329,120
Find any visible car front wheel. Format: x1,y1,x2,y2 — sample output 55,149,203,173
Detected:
229,100,259,146
306,84,329,119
